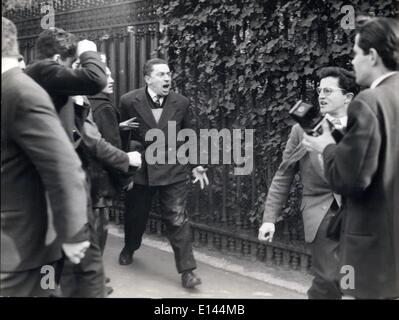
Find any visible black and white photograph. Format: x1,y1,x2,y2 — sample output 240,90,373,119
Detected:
1,0,398,314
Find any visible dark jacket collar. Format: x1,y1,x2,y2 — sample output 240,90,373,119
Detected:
134,87,178,129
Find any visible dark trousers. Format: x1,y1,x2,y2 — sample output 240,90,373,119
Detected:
307,207,342,299
124,180,196,273
0,261,59,297
93,200,111,255
60,205,105,298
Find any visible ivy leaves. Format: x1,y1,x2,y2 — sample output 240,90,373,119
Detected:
157,0,396,224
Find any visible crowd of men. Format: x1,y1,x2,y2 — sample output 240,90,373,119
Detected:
1,14,398,299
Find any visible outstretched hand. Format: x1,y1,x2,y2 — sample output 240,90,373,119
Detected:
120,117,139,130
192,166,209,189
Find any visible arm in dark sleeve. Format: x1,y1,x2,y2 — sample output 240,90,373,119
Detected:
38,52,107,96
119,95,133,151
262,125,302,223
322,98,381,195
82,109,130,173
13,92,88,243
93,104,122,149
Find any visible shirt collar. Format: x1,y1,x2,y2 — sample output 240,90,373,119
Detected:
326,114,348,128
147,87,163,103
370,71,398,89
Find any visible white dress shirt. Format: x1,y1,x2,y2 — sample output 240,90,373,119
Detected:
147,87,164,123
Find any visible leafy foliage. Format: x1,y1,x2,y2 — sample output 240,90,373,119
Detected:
157,0,396,238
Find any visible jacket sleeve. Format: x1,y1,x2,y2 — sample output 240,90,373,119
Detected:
322,97,381,195
119,95,132,151
13,91,88,243
82,109,130,173
38,52,107,97
93,103,122,149
262,125,302,223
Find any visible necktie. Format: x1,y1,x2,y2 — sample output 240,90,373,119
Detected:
154,96,162,108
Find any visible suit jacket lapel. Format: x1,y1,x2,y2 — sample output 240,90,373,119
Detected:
134,89,158,128
158,93,178,130
308,152,329,183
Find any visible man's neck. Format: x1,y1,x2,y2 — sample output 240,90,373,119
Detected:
327,110,347,119
147,86,159,98
1,58,19,74
367,66,392,87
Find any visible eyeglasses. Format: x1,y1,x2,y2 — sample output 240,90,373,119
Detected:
316,87,346,96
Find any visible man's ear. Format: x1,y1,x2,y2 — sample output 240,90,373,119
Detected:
51,54,61,64
369,48,379,67
345,92,354,105
144,74,150,85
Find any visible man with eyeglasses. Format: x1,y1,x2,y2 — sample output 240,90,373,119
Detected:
303,17,399,299
258,67,359,299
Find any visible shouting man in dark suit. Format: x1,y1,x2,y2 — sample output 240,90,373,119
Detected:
303,17,399,299
119,58,208,289
1,17,89,297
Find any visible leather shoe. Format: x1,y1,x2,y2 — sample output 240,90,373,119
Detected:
105,276,111,284
181,271,201,289
119,247,133,265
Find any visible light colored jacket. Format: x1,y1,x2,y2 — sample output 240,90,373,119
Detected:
262,124,338,243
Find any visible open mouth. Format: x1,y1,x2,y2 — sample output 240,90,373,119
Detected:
162,84,170,90
319,100,328,106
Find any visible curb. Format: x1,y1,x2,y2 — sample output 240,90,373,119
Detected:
108,225,310,296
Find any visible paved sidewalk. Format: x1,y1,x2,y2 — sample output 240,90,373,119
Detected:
104,225,310,298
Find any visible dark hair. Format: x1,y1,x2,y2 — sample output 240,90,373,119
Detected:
318,66,360,95
356,16,399,71
34,27,77,60
2,17,20,58
143,58,168,77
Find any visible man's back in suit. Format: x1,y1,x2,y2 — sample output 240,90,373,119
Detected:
1,66,88,296
323,73,399,298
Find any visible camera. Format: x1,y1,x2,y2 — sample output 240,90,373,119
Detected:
289,100,344,142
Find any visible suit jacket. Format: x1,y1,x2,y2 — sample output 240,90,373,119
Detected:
262,124,338,243
323,73,399,299
25,51,107,146
1,67,88,272
87,93,126,202
119,88,196,186
25,54,129,175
